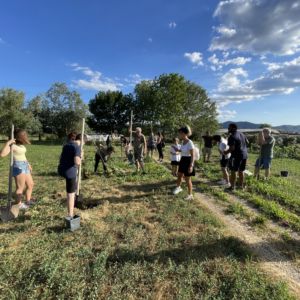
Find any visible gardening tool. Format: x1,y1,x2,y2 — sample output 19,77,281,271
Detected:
75,118,85,209
127,110,134,164
0,125,20,222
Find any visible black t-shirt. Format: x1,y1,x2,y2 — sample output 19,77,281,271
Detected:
228,131,248,159
58,141,81,179
202,136,213,148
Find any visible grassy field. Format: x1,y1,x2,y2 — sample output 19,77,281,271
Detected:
196,150,300,232
0,143,296,299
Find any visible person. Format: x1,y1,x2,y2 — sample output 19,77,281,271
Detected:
170,137,181,177
254,128,275,179
94,142,114,175
0,129,34,209
212,135,231,187
0,139,15,157
132,127,147,173
147,133,156,158
156,132,164,162
173,126,195,201
58,132,83,219
224,123,248,191
202,131,213,163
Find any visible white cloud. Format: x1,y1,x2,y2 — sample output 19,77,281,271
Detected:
68,63,147,91
217,108,237,121
213,56,300,106
218,67,248,91
216,26,236,37
208,53,251,71
0,37,5,44
184,52,204,67
169,21,177,29
124,74,148,86
210,0,300,56
148,37,153,43
68,63,121,92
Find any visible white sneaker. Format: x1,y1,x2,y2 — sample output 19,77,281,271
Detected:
185,195,194,201
19,203,29,210
173,186,183,195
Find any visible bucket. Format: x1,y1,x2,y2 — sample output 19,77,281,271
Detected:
65,215,81,231
280,171,289,177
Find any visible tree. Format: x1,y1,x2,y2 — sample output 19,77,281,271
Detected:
134,73,218,136
0,88,41,136
32,83,88,138
260,123,272,129
88,91,134,133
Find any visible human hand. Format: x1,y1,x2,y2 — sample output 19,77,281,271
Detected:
188,166,193,174
8,139,15,146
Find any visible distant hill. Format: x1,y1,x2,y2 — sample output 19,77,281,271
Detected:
220,121,300,133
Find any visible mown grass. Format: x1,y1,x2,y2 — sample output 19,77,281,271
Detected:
0,142,295,299
196,151,300,232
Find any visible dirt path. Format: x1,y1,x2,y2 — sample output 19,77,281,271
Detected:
159,161,300,297
193,191,300,297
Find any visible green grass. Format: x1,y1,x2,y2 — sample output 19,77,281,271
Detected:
195,151,300,233
0,143,295,299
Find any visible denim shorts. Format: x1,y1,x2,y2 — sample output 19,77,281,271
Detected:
13,161,30,177
255,157,272,169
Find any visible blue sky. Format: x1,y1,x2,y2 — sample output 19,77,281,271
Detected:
0,0,300,126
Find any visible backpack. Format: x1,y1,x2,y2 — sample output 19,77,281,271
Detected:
194,146,201,161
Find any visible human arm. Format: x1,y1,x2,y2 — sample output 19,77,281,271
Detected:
0,139,15,157
224,137,235,155
188,148,195,174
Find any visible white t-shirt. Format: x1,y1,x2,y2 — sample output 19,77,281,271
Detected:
170,144,181,162
219,138,231,159
181,139,195,157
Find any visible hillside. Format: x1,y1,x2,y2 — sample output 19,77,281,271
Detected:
221,121,300,133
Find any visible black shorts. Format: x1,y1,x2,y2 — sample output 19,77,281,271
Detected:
229,157,247,172
220,158,229,168
66,178,77,193
178,157,195,177
171,161,180,166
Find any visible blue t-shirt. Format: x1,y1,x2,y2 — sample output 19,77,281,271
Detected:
58,142,81,179
228,131,248,159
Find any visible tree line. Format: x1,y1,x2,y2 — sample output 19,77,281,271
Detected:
0,73,218,139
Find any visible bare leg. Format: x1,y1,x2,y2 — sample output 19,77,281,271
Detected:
230,171,237,189
15,174,26,205
238,171,245,188
25,173,34,202
222,167,229,183
254,166,260,179
185,176,192,195
67,192,75,217
265,168,270,179
177,172,184,187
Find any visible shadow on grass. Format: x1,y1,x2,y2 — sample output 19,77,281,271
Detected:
106,236,299,265
44,224,68,233
106,236,252,266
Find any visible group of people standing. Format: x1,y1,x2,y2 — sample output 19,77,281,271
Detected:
0,122,275,220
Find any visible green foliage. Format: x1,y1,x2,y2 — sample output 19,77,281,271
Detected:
88,91,134,133
27,83,88,138
135,74,218,135
0,88,41,135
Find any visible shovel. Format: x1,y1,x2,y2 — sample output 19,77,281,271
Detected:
0,125,20,222
75,118,85,209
